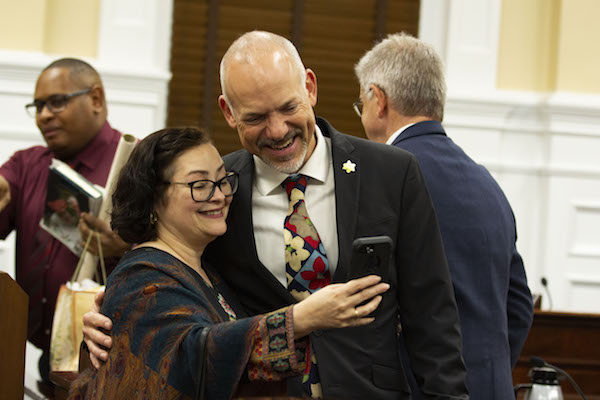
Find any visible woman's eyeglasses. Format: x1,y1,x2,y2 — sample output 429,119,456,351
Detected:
166,171,239,202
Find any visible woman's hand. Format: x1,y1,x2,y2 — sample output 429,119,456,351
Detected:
82,287,113,369
292,275,390,338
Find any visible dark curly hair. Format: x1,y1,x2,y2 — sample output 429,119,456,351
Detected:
111,127,213,244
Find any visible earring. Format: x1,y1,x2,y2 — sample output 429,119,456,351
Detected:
150,212,158,225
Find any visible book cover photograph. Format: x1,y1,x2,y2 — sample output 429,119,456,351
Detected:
40,159,103,256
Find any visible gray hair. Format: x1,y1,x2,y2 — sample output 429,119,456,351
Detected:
219,30,307,108
354,32,446,121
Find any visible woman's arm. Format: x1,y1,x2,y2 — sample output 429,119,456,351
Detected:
236,275,390,385
81,261,389,397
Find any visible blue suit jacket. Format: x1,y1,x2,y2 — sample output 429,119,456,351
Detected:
392,120,533,399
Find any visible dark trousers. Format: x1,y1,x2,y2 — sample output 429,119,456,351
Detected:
39,351,51,383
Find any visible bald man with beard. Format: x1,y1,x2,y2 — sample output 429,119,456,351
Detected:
84,32,469,399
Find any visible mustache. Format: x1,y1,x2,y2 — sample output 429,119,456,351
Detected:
257,129,302,149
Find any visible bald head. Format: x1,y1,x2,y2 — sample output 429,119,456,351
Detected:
43,58,104,99
217,31,319,174
219,31,306,108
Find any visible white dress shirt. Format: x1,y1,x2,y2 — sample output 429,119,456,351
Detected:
252,125,339,287
385,122,417,145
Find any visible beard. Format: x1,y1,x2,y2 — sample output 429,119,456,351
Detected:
257,128,308,174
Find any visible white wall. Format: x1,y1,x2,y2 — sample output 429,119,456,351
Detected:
0,0,173,394
420,0,600,313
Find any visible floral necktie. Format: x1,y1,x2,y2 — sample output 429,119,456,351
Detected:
283,174,330,398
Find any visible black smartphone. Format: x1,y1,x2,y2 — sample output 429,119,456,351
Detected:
349,236,393,282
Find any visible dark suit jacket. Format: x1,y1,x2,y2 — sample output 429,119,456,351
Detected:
392,120,533,399
205,118,468,399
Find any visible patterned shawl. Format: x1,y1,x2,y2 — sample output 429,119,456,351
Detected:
68,247,308,399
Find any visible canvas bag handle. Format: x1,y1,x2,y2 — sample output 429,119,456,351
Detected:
70,230,107,285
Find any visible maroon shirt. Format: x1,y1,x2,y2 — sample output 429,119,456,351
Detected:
0,122,121,351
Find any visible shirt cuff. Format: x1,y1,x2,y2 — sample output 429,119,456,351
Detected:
247,306,310,381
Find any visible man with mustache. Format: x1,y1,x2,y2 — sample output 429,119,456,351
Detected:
84,31,468,398
0,58,129,394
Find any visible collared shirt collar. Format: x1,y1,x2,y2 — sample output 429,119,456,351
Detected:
385,122,417,145
254,124,330,196
66,121,115,170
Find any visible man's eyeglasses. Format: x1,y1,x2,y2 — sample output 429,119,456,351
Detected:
25,88,92,117
166,171,239,202
352,88,373,118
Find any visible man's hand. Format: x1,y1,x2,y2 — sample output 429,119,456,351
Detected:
82,288,113,369
79,212,130,257
0,176,11,212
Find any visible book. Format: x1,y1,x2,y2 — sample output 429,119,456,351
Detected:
40,159,104,256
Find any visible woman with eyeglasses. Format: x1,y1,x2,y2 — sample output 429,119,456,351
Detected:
69,127,388,399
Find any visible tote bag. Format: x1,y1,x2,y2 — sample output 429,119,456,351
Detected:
50,231,106,371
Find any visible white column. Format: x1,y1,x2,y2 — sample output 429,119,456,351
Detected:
95,0,173,138
418,0,450,63
421,0,502,95
445,0,502,94
97,0,172,71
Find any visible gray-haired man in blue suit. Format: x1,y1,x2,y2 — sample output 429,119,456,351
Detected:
354,32,534,400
